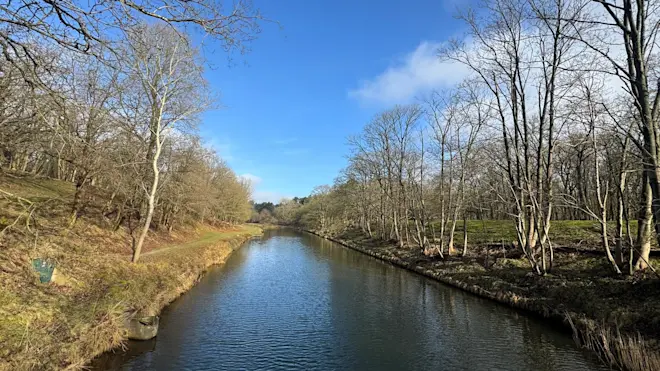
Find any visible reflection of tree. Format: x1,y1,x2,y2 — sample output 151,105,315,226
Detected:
318,232,599,370
89,339,157,370
105,229,601,370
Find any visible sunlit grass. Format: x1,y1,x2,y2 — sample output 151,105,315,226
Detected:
427,219,643,247
0,173,262,369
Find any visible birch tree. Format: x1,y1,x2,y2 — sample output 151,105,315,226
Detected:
122,24,210,263
445,0,582,274
575,0,660,270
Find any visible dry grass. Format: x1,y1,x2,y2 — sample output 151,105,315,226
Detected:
568,316,660,371
0,173,261,370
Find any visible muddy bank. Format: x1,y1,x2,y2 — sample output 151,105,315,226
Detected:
304,229,660,371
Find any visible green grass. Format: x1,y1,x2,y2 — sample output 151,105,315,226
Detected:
143,225,262,259
428,219,641,247
159,227,262,251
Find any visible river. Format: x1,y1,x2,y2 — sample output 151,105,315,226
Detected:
93,228,604,370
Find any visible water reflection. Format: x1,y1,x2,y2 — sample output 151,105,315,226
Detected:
91,338,157,370
92,228,603,370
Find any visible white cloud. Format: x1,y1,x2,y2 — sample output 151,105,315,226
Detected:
252,190,292,204
205,138,234,162
238,174,291,203
239,173,262,186
348,41,470,105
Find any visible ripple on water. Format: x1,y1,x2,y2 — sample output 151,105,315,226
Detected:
93,229,605,371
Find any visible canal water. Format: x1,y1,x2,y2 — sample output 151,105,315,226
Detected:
93,228,604,370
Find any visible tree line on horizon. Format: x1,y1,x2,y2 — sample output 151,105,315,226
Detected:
0,1,264,262
259,0,660,277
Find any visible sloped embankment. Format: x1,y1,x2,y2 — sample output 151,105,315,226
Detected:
0,173,261,370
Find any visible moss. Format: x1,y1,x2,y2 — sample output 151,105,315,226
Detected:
493,257,531,269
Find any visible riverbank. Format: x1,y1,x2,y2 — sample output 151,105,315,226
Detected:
0,219,261,370
304,228,660,371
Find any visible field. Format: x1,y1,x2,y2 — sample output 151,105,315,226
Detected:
428,219,646,250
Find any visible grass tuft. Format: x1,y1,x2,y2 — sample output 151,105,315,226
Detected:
568,315,660,371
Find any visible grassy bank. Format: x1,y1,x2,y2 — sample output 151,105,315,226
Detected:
425,219,660,253
0,173,261,370
307,228,660,371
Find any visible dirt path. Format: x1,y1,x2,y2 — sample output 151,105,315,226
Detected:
140,226,262,260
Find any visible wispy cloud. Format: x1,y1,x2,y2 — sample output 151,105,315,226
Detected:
239,173,262,186
348,41,470,105
252,190,292,204
238,173,292,203
205,137,235,162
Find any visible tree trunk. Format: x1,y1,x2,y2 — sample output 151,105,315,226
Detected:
461,213,468,257
635,175,653,271
132,114,165,263
601,217,621,274
448,214,458,256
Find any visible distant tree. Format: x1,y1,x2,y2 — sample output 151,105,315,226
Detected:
274,199,302,225
258,209,275,224
254,202,275,214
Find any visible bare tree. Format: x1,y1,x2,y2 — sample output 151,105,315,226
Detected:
0,0,263,75
562,77,622,273
121,24,211,263
444,0,582,274
455,82,488,257
425,90,458,256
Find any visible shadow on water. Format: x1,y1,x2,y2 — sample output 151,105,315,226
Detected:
91,338,157,370
91,228,605,370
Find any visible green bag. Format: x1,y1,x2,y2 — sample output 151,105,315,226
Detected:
32,258,56,283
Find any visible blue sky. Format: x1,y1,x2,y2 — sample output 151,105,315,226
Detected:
199,0,469,203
